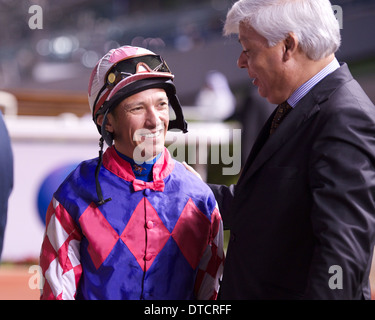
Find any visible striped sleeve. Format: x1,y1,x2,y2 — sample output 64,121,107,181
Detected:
194,203,225,300
39,197,82,300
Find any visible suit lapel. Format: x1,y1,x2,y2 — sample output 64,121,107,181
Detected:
237,108,276,185
238,94,320,185
237,63,353,185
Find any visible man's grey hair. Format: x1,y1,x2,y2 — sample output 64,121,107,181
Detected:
224,0,341,61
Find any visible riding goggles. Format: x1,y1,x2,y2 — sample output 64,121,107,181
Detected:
105,54,172,89
92,54,173,118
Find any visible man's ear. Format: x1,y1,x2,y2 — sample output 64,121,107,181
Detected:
96,113,114,133
283,33,299,62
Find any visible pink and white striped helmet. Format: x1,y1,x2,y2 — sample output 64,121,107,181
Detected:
88,45,174,119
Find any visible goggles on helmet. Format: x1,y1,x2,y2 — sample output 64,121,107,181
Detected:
106,54,171,88
92,54,172,119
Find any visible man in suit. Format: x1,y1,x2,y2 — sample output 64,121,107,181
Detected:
186,0,375,299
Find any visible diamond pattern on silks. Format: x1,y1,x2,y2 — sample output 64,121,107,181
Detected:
78,202,120,270
77,197,212,273
269,101,293,135
172,198,211,270
120,197,170,272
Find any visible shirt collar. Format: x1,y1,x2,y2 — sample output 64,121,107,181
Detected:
287,57,340,108
115,148,161,182
102,146,175,183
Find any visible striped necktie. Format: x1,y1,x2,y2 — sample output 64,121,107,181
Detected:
269,101,292,135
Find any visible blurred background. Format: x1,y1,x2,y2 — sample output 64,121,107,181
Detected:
0,0,374,299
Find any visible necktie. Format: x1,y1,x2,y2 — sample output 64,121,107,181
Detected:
269,101,293,135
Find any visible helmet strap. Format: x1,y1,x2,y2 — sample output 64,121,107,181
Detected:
95,136,112,206
100,108,114,147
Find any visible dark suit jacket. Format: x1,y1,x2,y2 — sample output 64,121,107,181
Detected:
0,112,13,259
210,63,375,299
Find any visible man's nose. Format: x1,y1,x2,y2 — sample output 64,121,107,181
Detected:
237,51,247,69
145,108,160,128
